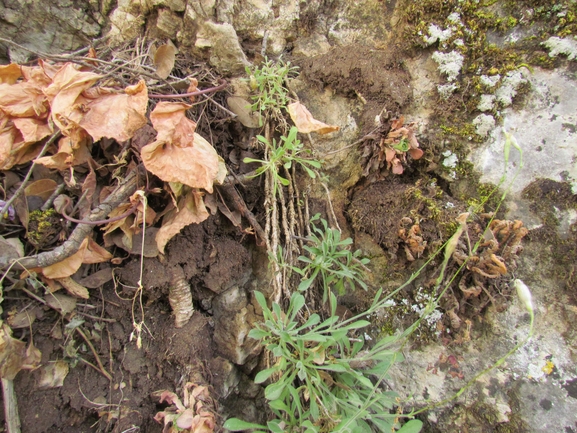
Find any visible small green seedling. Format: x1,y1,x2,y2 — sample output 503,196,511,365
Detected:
294,214,370,303
243,126,321,196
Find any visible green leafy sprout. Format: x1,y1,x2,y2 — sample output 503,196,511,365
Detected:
246,57,299,119
243,126,321,197
225,289,424,433
294,214,370,303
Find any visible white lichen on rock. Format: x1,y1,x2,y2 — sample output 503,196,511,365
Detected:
432,50,464,81
495,70,527,107
478,94,496,111
437,83,459,99
473,114,496,137
542,36,577,60
480,74,501,87
442,150,458,168
423,24,453,46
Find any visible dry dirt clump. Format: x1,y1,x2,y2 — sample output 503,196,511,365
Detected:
299,44,413,133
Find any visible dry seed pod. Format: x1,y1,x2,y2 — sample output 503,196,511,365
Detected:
169,265,194,328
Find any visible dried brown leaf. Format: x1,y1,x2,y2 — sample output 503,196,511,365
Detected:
78,267,113,289
56,276,90,299
38,360,69,388
0,324,28,380
44,63,102,134
25,179,58,201
141,102,222,192
0,63,22,84
0,81,49,118
154,43,178,80
34,133,92,170
42,237,112,279
287,101,339,134
156,190,209,254
78,80,148,142
44,292,77,314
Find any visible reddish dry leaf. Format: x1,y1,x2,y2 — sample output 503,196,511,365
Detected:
156,190,209,254
409,148,423,160
42,237,112,279
34,133,92,170
287,101,339,134
154,43,178,80
141,102,221,192
78,80,148,142
187,78,198,103
0,81,49,118
13,117,52,143
0,63,22,84
44,63,102,134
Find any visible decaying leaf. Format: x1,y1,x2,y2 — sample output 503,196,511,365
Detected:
78,80,148,142
141,102,224,193
25,178,58,202
0,324,32,380
55,276,90,299
38,360,69,388
153,42,178,80
156,190,209,254
6,309,36,329
34,133,92,170
42,237,112,279
78,267,113,289
227,96,261,128
44,292,77,315
44,63,102,134
287,101,339,134
0,63,22,85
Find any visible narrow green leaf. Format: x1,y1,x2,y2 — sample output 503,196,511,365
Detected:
342,320,370,330
223,418,268,431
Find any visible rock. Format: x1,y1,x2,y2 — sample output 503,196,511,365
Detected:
107,9,145,43
209,357,241,398
149,0,186,12
193,21,250,74
213,286,262,365
0,0,101,63
154,8,183,39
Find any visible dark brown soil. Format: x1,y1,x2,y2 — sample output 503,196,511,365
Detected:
299,44,413,134
1,214,265,432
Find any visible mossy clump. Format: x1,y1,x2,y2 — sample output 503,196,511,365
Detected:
27,208,63,249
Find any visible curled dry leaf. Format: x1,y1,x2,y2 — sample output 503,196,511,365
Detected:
154,42,178,80
44,63,102,134
25,178,58,202
156,189,209,254
141,102,224,193
287,101,339,134
34,132,92,170
42,237,112,279
78,80,148,142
